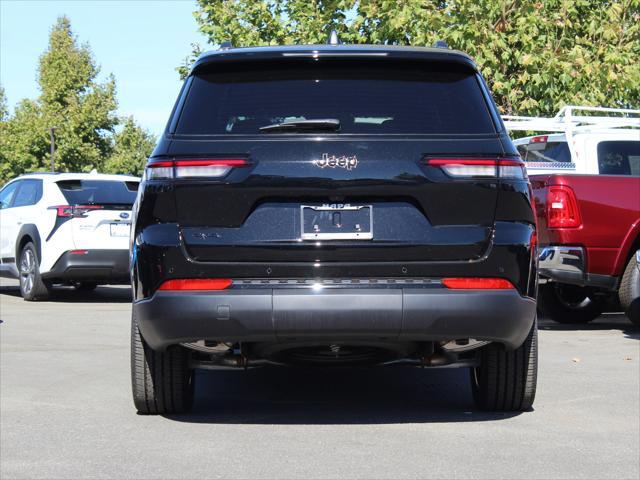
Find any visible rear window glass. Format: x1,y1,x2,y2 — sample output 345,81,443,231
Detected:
57,180,138,206
174,62,495,135
597,141,640,176
517,141,572,163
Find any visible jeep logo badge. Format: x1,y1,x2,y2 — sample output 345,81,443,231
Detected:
313,153,358,171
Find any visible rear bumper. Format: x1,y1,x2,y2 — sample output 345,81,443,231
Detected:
134,287,536,351
43,249,130,283
539,246,618,290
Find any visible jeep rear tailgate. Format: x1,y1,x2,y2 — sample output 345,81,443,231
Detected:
149,58,511,263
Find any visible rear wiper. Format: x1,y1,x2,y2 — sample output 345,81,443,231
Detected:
259,119,340,133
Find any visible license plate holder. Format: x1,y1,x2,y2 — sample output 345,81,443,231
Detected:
300,204,373,240
110,223,130,237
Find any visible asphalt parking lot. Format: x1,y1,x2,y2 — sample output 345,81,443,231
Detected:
1,280,638,480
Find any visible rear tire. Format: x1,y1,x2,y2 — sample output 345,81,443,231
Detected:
538,282,602,324
471,317,538,412
619,252,640,326
19,242,50,301
131,311,195,414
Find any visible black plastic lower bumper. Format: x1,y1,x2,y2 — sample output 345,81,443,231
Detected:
43,249,130,283
134,288,536,351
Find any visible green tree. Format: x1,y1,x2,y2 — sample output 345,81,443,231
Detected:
103,117,156,176
0,86,7,121
0,98,48,182
1,16,119,183
183,0,640,115
37,16,118,172
0,86,9,181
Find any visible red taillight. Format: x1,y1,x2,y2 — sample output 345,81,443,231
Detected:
158,278,233,291
442,277,514,289
530,135,548,144
69,249,89,255
174,159,248,168
425,158,526,179
146,158,249,180
49,205,103,218
546,185,581,228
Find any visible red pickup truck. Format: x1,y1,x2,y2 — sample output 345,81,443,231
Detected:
531,174,640,325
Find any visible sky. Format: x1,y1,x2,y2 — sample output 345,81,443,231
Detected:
0,0,210,136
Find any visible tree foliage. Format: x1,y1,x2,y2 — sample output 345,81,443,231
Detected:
183,0,640,115
0,17,154,183
0,87,9,178
0,86,7,122
103,117,156,176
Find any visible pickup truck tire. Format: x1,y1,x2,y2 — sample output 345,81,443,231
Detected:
131,311,195,415
619,253,640,326
19,242,51,301
471,317,537,411
538,283,602,324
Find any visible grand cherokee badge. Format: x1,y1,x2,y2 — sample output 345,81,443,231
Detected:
313,153,358,171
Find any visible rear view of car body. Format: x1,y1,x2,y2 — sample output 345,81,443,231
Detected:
130,44,538,414
132,46,537,357
509,109,640,325
0,173,139,291
531,172,640,324
40,176,138,284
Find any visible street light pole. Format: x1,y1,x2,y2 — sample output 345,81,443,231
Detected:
48,127,57,172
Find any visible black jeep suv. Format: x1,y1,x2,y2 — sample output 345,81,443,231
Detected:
130,43,538,414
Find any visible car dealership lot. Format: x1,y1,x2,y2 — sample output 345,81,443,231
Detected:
1,280,638,480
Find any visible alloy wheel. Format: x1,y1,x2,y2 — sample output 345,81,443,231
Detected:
19,248,36,295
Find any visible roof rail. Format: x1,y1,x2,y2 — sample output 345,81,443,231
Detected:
433,40,449,48
21,172,60,176
219,41,233,50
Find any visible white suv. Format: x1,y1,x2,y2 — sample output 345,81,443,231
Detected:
0,172,139,300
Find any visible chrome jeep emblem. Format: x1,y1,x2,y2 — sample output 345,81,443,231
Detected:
313,153,358,171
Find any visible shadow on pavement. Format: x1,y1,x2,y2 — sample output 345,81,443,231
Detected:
0,284,131,303
538,313,639,339
167,365,523,425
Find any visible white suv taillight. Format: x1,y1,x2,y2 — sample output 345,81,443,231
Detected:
146,159,249,180
425,158,527,179
49,205,103,218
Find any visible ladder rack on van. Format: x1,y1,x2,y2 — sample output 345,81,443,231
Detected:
503,106,639,172
503,106,640,134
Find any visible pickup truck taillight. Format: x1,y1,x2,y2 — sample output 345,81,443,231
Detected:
425,158,526,179
146,159,249,180
546,185,581,228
